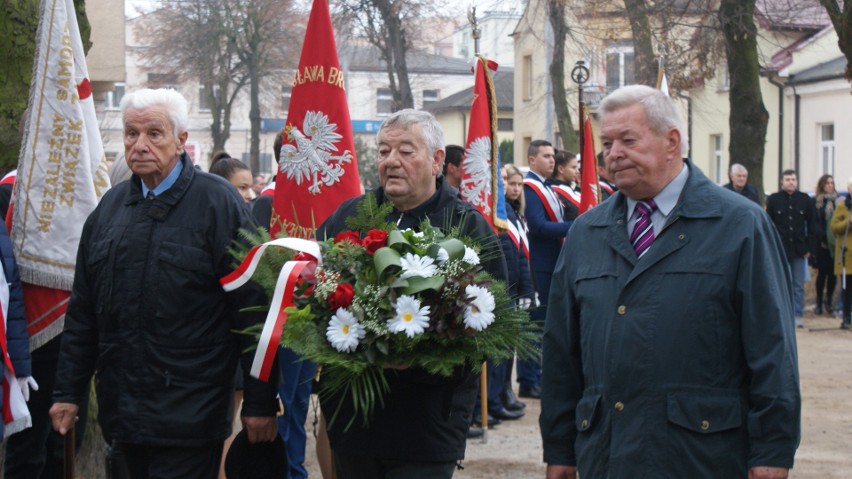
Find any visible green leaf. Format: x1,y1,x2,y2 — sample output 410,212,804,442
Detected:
373,246,401,279
387,230,412,253
400,275,445,295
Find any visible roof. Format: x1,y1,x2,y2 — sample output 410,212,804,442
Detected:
343,45,474,75
787,56,848,85
423,70,514,114
754,0,830,32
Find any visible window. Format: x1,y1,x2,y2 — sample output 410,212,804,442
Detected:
243,153,273,175
377,88,393,116
522,55,533,101
711,134,724,183
820,124,835,175
198,84,217,112
422,89,440,109
281,86,292,113
147,73,178,89
605,44,635,92
105,82,125,110
497,118,513,131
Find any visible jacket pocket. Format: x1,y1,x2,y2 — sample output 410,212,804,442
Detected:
87,238,112,317
667,390,742,433
575,393,601,432
158,241,214,274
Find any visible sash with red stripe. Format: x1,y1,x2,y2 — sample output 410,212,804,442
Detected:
599,181,615,196
505,218,530,261
552,183,581,209
523,177,563,223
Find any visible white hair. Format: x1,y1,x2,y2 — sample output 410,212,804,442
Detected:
729,163,747,175
377,109,445,157
120,88,189,138
599,84,689,155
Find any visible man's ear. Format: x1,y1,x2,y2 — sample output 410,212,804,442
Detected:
433,149,446,176
177,130,188,151
666,128,681,156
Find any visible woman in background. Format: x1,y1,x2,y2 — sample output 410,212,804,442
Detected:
210,156,254,203
813,174,838,315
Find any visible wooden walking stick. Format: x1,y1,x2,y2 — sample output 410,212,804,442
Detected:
64,427,75,479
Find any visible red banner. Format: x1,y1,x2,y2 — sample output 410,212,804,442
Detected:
462,58,507,231
579,117,599,215
272,0,361,238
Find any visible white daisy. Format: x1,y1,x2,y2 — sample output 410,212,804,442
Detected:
463,285,496,331
326,308,365,353
388,295,431,338
399,253,438,279
463,246,480,266
436,247,450,264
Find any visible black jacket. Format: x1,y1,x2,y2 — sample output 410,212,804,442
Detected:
53,154,278,446
317,177,507,462
766,190,819,260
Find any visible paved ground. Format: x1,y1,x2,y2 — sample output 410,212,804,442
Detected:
303,310,852,479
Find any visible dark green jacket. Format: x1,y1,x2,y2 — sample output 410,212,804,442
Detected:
541,161,800,477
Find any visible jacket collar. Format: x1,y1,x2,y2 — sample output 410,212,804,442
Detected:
126,152,195,212
585,159,723,228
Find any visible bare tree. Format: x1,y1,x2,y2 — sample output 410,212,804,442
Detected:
817,0,852,80
548,0,578,151
139,0,300,170
720,0,769,199
623,0,658,87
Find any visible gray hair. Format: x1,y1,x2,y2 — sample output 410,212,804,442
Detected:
599,85,689,155
377,109,445,157
120,88,189,138
729,163,747,175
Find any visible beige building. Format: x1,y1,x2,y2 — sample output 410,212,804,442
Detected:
511,0,848,193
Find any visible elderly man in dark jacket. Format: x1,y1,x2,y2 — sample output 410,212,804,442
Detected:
50,89,278,478
541,85,800,479
318,109,507,479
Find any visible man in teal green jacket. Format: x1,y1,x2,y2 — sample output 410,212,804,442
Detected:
541,85,800,479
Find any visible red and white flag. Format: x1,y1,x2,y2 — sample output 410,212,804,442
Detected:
272,0,360,239
10,0,110,358
461,57,507,231
579,117,599,215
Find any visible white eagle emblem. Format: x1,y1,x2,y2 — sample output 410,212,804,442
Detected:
460,137,492,214
278,111,353,194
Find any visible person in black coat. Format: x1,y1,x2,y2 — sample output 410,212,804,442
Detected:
318,109,507,479
49,89,278,479
766,169,819,327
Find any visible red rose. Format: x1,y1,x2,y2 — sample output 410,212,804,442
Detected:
328,283,355,310
361,229,388,255
334,231,361,245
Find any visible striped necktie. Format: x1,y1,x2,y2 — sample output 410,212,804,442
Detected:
630,199,657,258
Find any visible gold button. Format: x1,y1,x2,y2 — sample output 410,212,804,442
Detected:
614,401,624,411
617,305,626,315
581,419,589,428
701,420,710,430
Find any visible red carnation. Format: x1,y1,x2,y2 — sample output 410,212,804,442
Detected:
334,231,361,245
361,229,388,255
328,283,355,310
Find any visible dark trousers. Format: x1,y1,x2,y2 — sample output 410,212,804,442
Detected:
120,442,222,479
333,453,456,479
517,272,550,390
842,276,852,324
4,335,88,479
815,248,836,305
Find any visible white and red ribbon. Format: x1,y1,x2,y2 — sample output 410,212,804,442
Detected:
220,238,321,381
